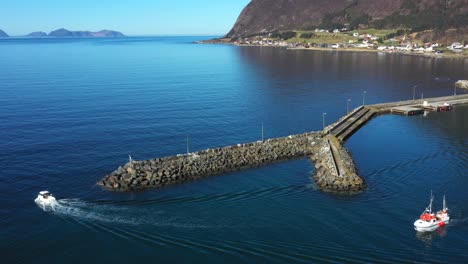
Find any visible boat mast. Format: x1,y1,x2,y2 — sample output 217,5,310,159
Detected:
429,191,433,213
443,195,447,211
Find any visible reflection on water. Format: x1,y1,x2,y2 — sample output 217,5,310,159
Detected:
1,37,467,263
416,227,447,247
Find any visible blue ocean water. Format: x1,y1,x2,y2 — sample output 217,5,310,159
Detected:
0,37,467,263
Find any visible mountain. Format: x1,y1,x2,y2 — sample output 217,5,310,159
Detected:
226,0,468,38
25,31,48,37
48,28,125,38
0,29,9,38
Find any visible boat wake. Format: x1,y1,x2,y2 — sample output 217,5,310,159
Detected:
52,199,146,225
448,217,468,227
36,198,209,228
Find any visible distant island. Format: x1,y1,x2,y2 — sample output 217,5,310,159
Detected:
0,28,125,38
47,28,125,38
25,31,48,37
0,29,8,38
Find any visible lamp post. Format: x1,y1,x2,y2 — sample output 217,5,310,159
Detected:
322,112,327,130
413,85,417,100
362,91,367,106
186,134,190,154
454,84,457,96
261,122,264,142
347,99,352,113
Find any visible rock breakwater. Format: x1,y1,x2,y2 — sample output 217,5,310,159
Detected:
99,132,323,191
310,136,365,192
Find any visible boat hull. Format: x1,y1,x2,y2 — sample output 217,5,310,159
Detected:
35,195,58,211
414,218,450,232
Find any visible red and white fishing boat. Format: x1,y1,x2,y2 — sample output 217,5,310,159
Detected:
414,193,449,232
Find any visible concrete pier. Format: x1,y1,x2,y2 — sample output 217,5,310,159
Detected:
99,94,468,193
330,106,377,142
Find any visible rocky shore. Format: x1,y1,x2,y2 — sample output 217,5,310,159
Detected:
99,132,325,191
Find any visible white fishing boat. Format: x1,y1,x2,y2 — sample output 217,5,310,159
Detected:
414,193,449,232
34,191,57,210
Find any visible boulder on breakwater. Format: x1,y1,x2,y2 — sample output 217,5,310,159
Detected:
310,136,365,192
455,80,468,89
98,132,322,191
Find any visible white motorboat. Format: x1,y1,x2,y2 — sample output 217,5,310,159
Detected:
414,193,449,232
35,191,57,210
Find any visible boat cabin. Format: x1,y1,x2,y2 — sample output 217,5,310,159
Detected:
420,213,436,222
39,191,51,198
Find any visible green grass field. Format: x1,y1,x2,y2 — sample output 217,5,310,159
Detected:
284,28,400,44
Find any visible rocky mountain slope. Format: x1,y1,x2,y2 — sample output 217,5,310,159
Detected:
226,0,468,38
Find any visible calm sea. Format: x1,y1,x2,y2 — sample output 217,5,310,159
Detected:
0,37,467,263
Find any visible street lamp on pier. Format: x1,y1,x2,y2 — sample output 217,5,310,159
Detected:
322,112,327,130
362,91,367,106
347,99,352,113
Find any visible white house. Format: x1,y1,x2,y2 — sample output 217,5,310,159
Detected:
424,46,433,52
353,32,359,37
356,43,369,48
333,29,340,33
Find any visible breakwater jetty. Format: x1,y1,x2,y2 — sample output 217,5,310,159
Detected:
98,132,324,191
99,94,468,193
310,135,364,192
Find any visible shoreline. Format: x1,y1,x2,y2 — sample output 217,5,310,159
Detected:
200,39,468,59
287,46,467,59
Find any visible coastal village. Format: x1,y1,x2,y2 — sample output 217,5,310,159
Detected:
233,28,468,57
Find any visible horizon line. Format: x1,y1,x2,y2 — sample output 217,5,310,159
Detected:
2,34,225,38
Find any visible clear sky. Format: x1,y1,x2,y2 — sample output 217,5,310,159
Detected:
1,0,250,36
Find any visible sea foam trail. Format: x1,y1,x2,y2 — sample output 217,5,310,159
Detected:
39,199,209,228
53,199,146,225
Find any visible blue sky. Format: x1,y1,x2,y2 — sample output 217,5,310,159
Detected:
1,0,250,36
